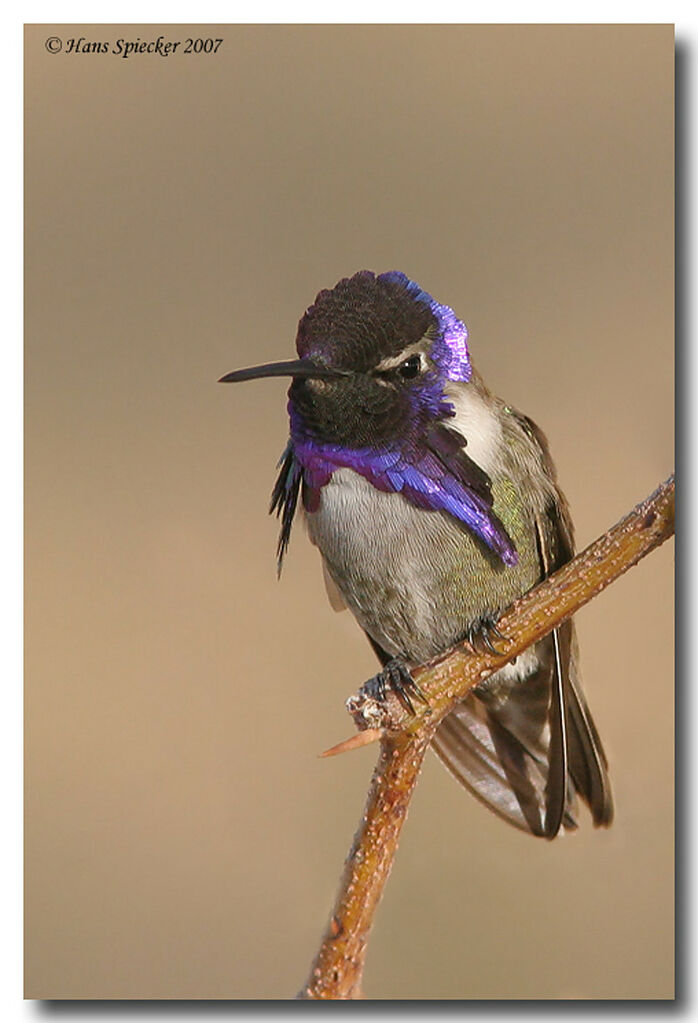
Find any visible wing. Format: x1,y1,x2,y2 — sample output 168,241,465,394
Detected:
524,412,613,831
430,410,613,837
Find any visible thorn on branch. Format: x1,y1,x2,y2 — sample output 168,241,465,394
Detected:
320,729,383,758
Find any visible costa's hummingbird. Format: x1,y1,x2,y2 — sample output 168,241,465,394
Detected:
220,270,613,838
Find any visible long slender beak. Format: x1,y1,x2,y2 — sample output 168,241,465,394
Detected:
218,358,345,384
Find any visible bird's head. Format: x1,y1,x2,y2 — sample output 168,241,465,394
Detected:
220,270,472,448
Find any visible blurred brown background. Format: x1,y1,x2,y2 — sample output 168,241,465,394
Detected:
25,24,674,999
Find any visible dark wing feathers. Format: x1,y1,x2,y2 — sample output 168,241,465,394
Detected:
431,408,612,837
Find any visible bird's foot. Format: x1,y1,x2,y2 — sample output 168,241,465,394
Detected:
362,659,429,717
466,613,510,656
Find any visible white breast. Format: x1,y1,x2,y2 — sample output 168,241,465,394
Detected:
304,467,484,662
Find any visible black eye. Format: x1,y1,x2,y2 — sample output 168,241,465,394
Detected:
397,354,422,380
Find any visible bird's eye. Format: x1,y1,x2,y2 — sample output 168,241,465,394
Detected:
397,354,422,380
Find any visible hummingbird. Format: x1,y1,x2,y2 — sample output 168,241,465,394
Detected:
220,270,613,838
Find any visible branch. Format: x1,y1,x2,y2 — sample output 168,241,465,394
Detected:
299,474,674,1000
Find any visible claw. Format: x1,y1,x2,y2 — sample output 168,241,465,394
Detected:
488,620,509,643
388,661,429,713
480,631,502,656
465,624,480,652
467,615,510,657
361,659,429,717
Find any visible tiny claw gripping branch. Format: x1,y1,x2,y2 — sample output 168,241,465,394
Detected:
353,660,430,722
466,614,513,657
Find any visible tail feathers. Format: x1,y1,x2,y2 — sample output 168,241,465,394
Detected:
432,702,580,837
431,625,612,838
542,627,570,837
434,700,563,835
566,672,614,827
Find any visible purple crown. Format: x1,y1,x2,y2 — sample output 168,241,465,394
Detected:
378,271,472,382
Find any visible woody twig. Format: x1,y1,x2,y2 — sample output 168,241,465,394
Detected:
299,475,675,1000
